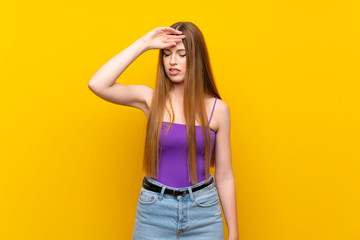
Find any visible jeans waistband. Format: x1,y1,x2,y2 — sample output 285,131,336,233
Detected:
143,175,215,200
144,174,214,191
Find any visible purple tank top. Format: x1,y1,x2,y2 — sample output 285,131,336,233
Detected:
151,97,218,188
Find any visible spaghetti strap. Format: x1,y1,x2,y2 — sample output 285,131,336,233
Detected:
209,97,218,124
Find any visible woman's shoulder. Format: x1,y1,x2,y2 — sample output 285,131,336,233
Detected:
215,98,229,111
204,95,229,112
205,95,230,132
213,98,230,133
213,98,230,122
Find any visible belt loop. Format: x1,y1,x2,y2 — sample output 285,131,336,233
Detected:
187,186,195,202
158,185,166,200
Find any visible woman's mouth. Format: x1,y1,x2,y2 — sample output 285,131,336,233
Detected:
169,69,181,76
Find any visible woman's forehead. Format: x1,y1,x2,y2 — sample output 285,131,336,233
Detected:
164,42,186,51
164,48,186,52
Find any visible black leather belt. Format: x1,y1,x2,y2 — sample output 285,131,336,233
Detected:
142,177,214,197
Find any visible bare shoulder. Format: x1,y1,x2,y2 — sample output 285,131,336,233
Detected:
215,98,230,112
211,98,230,133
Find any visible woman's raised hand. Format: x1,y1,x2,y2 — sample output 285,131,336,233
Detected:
139,27,186,51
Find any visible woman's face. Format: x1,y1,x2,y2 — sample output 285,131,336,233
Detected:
163,41,186,83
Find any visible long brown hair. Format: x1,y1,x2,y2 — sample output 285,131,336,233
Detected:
143,22,221,184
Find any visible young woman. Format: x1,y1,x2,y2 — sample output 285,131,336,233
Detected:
88,22,239,240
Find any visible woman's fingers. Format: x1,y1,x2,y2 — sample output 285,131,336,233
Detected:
168,42,177,47
161,35,185,44
160,27,182,34
161,39,180,48
162,34,186,41
164,35,186,39
166,39,182,44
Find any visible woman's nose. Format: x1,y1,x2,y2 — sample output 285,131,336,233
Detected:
170,55,177,64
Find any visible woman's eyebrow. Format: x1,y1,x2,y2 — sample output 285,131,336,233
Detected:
164,49,186,51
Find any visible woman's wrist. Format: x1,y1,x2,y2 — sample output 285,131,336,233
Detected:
135,37,150,53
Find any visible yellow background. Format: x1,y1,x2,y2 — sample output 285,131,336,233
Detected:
1,0,359,239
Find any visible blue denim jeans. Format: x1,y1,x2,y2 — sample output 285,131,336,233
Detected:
131,174,225,240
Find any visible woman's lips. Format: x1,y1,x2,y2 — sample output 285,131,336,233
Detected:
169,69,181,76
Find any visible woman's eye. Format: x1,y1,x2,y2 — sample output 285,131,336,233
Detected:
163,53,186,57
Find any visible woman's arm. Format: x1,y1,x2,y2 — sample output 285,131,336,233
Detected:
87,27,185,114
87,38,152,113
214,100,239,240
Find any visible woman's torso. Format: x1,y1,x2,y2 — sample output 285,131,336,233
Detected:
148,94,218,188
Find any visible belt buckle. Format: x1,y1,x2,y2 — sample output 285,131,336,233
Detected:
177,189,187,197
